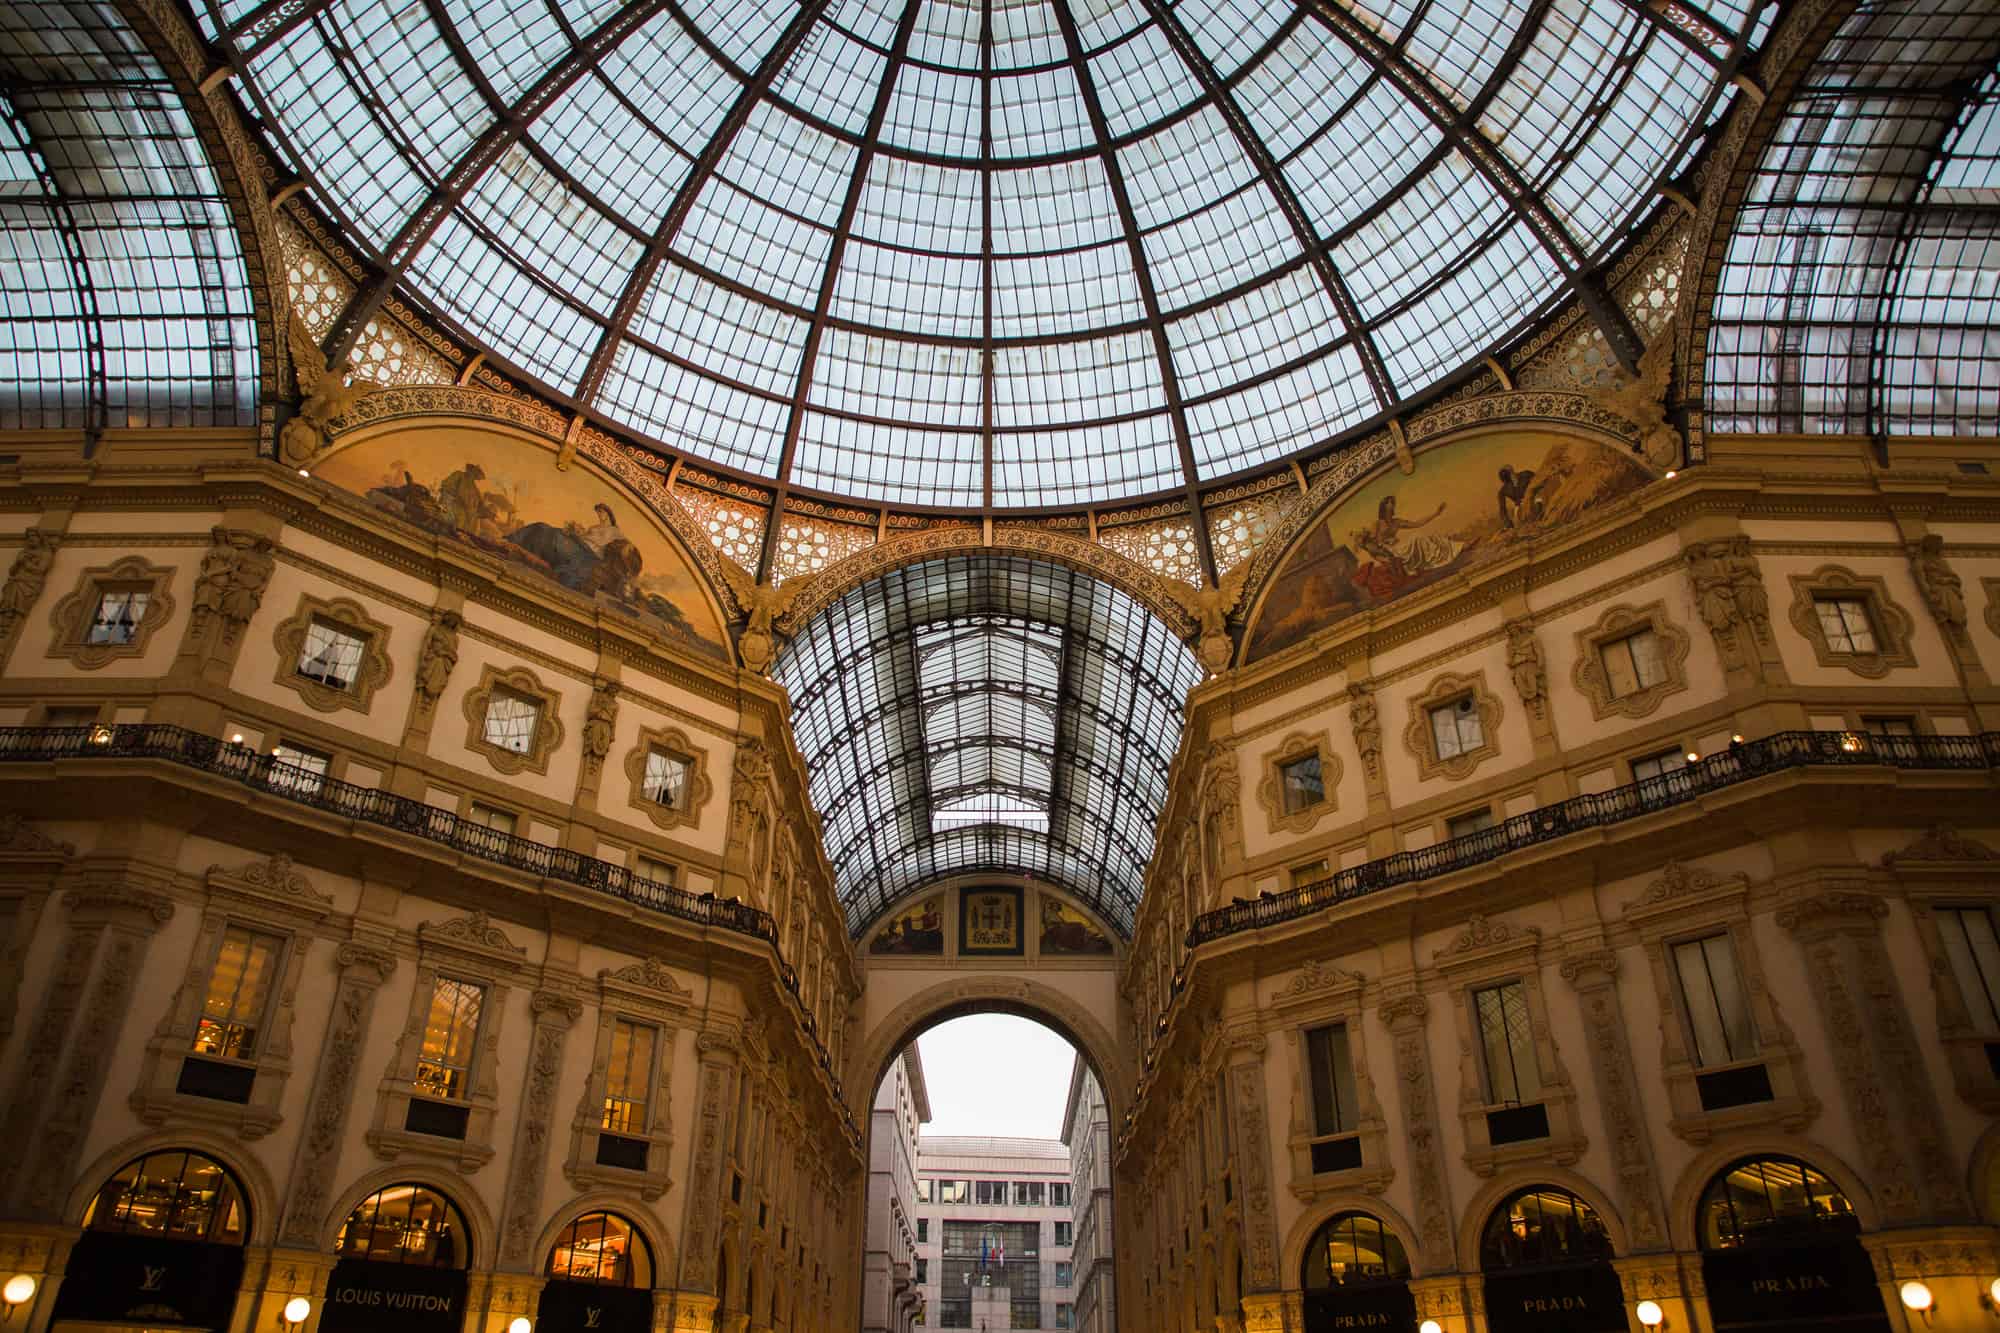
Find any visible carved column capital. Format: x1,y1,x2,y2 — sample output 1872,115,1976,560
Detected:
1776,891,1888,938
334,940,398,984
1558,949,1619,990
1378,990,1429,1028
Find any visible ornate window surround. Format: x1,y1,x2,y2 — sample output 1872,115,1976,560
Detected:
565,958,693,1198
622,724,715,833
130,854,334,1137
1620,862,1818,1144
45,555,177,669
271,592,394,715
1786,565,1917,679
461,664,565,776
1267,962,1392,1199
366,911,526,1171
1402,670,1503,782
1256,731,1341,835
1431,915,1586,1177
1884,833,2000,1115
1569,599,1692,720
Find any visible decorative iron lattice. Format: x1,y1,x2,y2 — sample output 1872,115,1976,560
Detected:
1096,515,1204,589
1206,493,1290,575
672,481,768,569
772,513,876,586
277,216,353,340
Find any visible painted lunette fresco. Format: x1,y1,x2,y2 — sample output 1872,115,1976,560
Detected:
1039,896,1112,956
317,426,726,659
870,895,945,956
1244,430,1653,662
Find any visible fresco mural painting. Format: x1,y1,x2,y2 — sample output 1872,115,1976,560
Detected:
1039,896,1113,956
871,896,946,956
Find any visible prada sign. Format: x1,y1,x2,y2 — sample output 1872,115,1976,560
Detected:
1483,1263,1629,1333
1703,1240,1891,1329
319,1259,469,1333
536,1279,655,1332
1302,1279,1416,1331
51,1232,246,1329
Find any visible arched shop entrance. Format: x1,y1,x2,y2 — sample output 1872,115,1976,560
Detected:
1478,1186,1625,1333
1300,1212,1416,1331
1697,1157,1891,1333
321,1184,471,1333
536,1211,656,1332
52,1149,249,1331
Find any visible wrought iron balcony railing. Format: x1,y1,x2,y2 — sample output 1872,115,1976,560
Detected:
1189,729,2000,947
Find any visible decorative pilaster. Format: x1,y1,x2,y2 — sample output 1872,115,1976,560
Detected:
1409,1275,1472,1333
722,741,775,905
1378,990,1455,1269
498,988,583,1268
1198,741,1246,907
10,883,175,1216
278,939,397,1246
0,528,59,673
1778,891,1970,1223
677,1029,740,1295
1558,948,1669,1251
1225,1033,1281,1294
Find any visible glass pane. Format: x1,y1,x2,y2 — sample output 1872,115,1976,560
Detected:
1281,753,1323,813
604,1018,656,1132
1600,637,1641,698
297,619,366,689
1943,908,2000,1030
1431,704,1462,758
87,589,150,644
643,749,692,806
483,692,540,752
1474,981,1538,1103
416,977,484,1098
194,925,283,1058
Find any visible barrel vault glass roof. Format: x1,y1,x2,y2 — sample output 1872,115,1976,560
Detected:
772,555,1203,937
198,0,1763,509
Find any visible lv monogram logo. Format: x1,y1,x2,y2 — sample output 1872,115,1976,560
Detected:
139,1265,168,1292
583,1307,603,1328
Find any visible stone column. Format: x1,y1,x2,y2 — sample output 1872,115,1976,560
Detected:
1862,1227,2000,1333
277,939,398,1247
474,1272,543,1333
1409,1274,1473,1333
497,989,583,1267
0,1222,76,1333
660,1290,719,1332
1615,1254,1709,1333
226,1248,336,1333
1377,990,1457,1271
1559,948,1670,1252
1237,1290,1299,1333
677,1029,743,1300
3,880,174,1217
1223,1030,1282,1300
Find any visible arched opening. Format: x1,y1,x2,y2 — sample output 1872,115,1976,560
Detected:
1696,1157,1890,1332
537,1211,656,1332
1300,1211,1415,1331
860,1009,1114,1333
52,1149,250,1331
321,1184,470,1333
1478,1186,1624,1333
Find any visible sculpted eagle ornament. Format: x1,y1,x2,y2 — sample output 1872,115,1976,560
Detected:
717,557,813,674
1593,318,1682,471
280,310,384,465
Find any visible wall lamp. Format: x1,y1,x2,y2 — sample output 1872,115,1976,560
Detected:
281,1296,312,1330
1983,1276,2000,1314
1418,1321,1443,1333
1635,1299,1666,1328
2,1275,37,1323
508,1318,533,1333
1900,1280,1935,1326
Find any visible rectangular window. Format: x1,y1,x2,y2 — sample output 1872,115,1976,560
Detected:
296,618,366,690
414,977,485,1099
937,1179,970,1204
1672,934,1759,1067
1290,858,1329,889
602,1017,657,1134
915,1257,927,1283
1473,981,1541,1105
270,742,331,796
1057,1304,1073,1329
917,1179,935,1203
1279,753,1324,814
1862,715,1917,736
1631,747,1689,783
1054,1221,1072,1246
975,1180,1006,1206
1815,596,1878,653
43,706,100,728
1013,1181,1044,1206
917,1218,929,1242
192,926,285,1059
634,855,677,886
86,588,149,645
1447,808,1496,839
483,691,540,753
1599,627,1667,698
1938,907,2000,1033
1304,1023,1359,1137
1055,1262,1072,1286
1050,1183,1070,1207
1429,698,1484,759
642,748,694,808
467,803,516,835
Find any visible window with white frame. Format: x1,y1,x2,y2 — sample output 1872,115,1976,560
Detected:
975,1179,1006,1206
1598,627,1668,698
1671,933,1759,1067
1814,596,1878,654
1013,1181,1044,1206
1937,907,2000,1033
1473,981,1541,1104
1049,1183,1069,1207
1054,1221,1072,1246
414,977,485,1100
192,925,284,1059
482,691,541,754
1430,697,1484,759
1279,752,1324,814
1305,1023,1359,1137
1631,747,1689,783
86,588,150,645
634,855,677,887
295,617,367,691
270,742,330,795
602,1017,657,1134
641,747,694,809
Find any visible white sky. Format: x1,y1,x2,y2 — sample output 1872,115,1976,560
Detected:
913,1013,1077,1140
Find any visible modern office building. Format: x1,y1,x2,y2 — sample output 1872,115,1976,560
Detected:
863,1047,930,1333
1061,1058,1114,1333
4,0,2000,1329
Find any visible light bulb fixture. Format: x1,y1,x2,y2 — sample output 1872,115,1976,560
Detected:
1901,1280,1935,1325
1685,751,1700,763
1840,733,1864,752
282,1295,311,1328
1419,1322,1443,1333
1990,1275,2000,1307
1665,470,1677,479
230,732,245,744
1635,1299,1665,1328
1731,733,1745,744
297,468,311,477
3,1274,37,1310
509,1318,532,1333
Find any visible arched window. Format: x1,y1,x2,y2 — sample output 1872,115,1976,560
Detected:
1699,1157,1858,1249
83,1150,248,1245
335,1185,468,1267
1480,1187,1614,1270
1302,1212,1411,1289
548,1212,653,1287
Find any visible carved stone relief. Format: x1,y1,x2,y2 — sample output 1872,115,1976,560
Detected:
499,989,582,1267
1558,950,1667,1251
1379,992,1455,1267
279,941,396,1246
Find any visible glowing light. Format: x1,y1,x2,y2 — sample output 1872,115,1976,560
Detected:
283,1296,312,1324
3,1275,37,1306
1635,1300,1664,1327
1685,752,1700,763
1665,470,1677,479
297,469,310,477
509,1320,532,1333
1900,1281,1934,1312
1419,1322,1443,1333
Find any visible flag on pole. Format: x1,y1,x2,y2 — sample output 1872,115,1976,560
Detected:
979,1234,989,1268
993,1236,1005,1268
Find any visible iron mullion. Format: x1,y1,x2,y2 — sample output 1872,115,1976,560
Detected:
3,91,107,433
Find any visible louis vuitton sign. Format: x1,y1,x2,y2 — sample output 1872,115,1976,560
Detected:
536,1279,654,1332
51,1231,246,1329
319,1258,468,1333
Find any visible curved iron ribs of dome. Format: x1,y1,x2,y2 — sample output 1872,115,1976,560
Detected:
2,92,107,430
318,0,681,366
1049,0,1217,578
1303,0,1646,373
1126,0,1396,409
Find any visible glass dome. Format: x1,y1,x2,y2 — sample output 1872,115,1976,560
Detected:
207,0,1754,508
